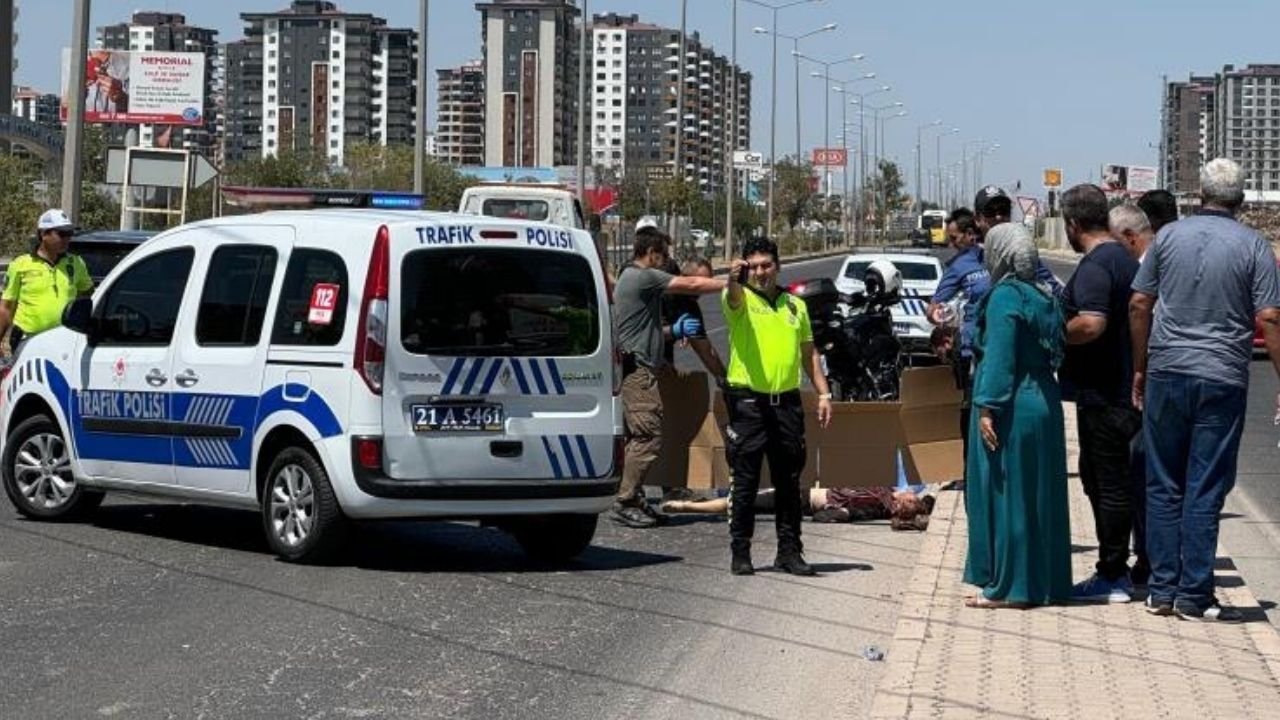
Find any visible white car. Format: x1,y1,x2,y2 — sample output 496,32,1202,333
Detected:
1,208,620,564
833,252,944,355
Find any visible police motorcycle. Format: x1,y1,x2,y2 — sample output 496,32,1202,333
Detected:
789,260,904,401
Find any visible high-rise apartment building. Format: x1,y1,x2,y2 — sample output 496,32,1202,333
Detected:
223,0,418,166
1213,64,1280,201
97,12,222,158
476,0,580,168
1161,74,1216,195
436,60,485,166
588,12,751,195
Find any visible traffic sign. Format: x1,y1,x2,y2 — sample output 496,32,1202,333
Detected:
189,154,220,189
733,150,765,170
812,148,848,167
1043,168,1062,188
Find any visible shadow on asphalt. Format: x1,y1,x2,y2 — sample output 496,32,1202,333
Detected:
83,503,682,574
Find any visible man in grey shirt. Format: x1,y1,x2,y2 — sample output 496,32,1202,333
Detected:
612,227,725,529
1130,158,1280,622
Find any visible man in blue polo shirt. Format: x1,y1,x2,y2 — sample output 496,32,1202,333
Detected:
929,208,987,455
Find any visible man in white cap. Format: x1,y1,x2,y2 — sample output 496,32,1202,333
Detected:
0,210,94,350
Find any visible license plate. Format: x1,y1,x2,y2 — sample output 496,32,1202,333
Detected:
893,323,914,335
411,403,504,432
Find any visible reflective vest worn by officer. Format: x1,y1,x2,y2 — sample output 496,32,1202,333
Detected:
2,211,93,348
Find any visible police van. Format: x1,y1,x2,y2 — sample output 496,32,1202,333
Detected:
0,210,621,563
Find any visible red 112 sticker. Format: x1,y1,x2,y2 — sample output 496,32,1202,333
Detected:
308,283,340,325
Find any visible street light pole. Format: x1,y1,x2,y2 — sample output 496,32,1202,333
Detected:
575,0,587,206
744,0,827,235
671,0,687,239
62,0,93,218
724,0,737,262
934,128,959,207
915,120,941,213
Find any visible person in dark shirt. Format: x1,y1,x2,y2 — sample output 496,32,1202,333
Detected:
1137,189,1179,234
1060,184,1143,603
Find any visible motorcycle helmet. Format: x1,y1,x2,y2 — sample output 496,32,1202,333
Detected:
864,259,902,299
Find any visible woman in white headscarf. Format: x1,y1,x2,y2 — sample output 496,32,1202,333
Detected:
962,223,1072,609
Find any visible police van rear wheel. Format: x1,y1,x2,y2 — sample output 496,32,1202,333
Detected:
510,514,598,564
2,415,103,521
263,447,346,563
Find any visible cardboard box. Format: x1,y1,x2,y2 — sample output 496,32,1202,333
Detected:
641,368,712,489
677,366,965,489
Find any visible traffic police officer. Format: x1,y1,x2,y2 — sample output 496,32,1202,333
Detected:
723,237,833,576
0,210,94,351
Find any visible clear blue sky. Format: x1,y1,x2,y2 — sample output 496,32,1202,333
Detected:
16,0,1280,202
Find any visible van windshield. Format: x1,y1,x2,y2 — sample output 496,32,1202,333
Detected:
400,248,600,357
481,198,550,222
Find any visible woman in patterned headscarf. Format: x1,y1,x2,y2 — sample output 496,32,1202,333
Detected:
963,223,1072,609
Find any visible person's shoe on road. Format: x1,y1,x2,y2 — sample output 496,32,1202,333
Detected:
1070,573,1132,603
1144,595,1174,616
638,500,670,526
731,552,754,576
775,554,817,576
610,503,659,529
1175,601,1243,623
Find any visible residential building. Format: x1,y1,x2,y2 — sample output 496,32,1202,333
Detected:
223,0,419,166
1161,74,1216,195
12,85,59,127
477,0,580,168
436,60,485,166
1213,64,1280,201
588,12,751,195
97,12,222,158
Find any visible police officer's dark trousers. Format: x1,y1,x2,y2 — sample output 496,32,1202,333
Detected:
726,388,806,558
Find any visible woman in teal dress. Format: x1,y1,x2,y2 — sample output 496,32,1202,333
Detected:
962,223,1072,609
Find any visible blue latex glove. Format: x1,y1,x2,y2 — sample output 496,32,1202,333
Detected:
671,313,703,340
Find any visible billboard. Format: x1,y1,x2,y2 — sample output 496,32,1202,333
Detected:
1101,164,1159,195
62,49,206,125
811,148,848,167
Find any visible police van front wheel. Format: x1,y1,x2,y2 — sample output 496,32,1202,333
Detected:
262,447,346,563
2,415,104,521
510,514,598,564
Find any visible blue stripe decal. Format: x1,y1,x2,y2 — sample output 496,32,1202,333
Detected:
510,359,531,394
541,437,563,479
547,359,566,395
442,358,465,395
575,435,597,478
528,359,548,395
460,358,487,395
559,435,581,478
479,358,504,395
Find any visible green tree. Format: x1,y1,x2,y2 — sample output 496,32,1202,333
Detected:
773,159,817,231
654,175,696,218
224,149,333,188
0,155,43,257
616,171,650,222
419,160,479,212
337,143,414,191
868,159,907,231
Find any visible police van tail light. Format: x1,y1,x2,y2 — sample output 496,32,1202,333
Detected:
355,225,390,394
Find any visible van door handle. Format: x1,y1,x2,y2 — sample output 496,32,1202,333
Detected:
174,370,199,388
145,369,168,387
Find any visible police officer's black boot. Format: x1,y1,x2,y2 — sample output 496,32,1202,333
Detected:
775,552,816,576
731,550,754,576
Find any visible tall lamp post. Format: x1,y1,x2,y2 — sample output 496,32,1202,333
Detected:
724,0,739,262
960,138,988,208
414,0,431,196
746,2,832,234
915,120,942,213
872,108,908,236
753,23,836,161
935,127,960,207
795,53,865,198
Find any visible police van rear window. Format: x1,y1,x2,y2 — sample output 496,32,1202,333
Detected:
481,199,550,222
400,248,600,357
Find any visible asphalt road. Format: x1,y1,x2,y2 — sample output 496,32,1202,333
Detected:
0,246,924,720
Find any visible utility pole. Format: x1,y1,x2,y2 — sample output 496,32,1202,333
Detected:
61,0,92,219
575,0,588,207
413,0,430,196
0,0,12,156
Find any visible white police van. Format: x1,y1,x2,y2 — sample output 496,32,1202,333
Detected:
0,210,621,563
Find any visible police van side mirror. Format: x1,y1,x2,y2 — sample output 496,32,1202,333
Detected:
62,298,97,340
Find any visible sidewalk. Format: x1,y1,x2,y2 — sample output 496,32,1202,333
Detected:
870,404,1280,719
